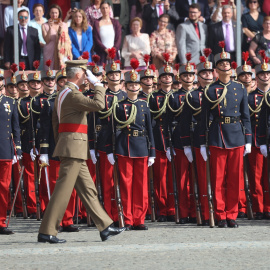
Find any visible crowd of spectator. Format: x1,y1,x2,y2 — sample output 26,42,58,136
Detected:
0,0,270,71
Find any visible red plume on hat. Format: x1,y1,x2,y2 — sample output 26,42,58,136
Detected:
102,63,106,70
186,52,192,62
149,64,156,72
33,60,40,71
242,51,249,63
45,59,52,69
174,63,180,72
203,48,212,58
190,62,196,69
108,47,116,60
219,41,225,49
115,60,120,64
231,61,237,70
130,58,139,71
163,53,170,64
259,50,268,63
82,51,90,60
10,63,18,74
92,54,100,64
144,54,151,66
247,60,252,66
19,62,26,71
200,56,206,63
87,62,95,66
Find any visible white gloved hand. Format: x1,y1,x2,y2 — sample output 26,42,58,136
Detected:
244,143,252,156
17,155,22,160
260,145,268,158
148,157,155,167
12,155,17,165
184,146,193,163
107,153,115,165
30,148,39,161
166,147,176,162
200,145,208,162
90,149,97,164
86,69,99,85
39,154,49,165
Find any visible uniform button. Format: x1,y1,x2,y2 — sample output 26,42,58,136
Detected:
7,131,9,133
220,106,222,108
160,119,163,121
235,99,237,101
7,125,9,127
256,119,258,122
8,119,10,121
142,109,144,112
235,111,237,113
141,105,143,107
221,111,223,114
142,119,145,121
235,105,237,108
234,88,236,90
235,93,237,95
129,129,131,131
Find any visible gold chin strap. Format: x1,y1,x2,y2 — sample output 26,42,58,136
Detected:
204,82,229,110
113,102,137,129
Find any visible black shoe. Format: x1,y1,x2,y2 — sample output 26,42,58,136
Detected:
80,217,87,224
100,224,126,241
166,215,175,222
133,224,148,230
237,212,247,218
15,212,23,218
38,233,66,244
29,213,37,219
188,217,197,224
113,221,119,227
255,212,263,220
218,220,228,228
58,226,63,233
179,217,188,224
0,227,14,235
145,214,151,221
202,220,209,226
63,225,80,232
227,219,238,228
125,224,133,231
157,215,167,222
263,212,270,220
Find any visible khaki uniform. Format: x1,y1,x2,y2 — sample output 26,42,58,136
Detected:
39,82,113,236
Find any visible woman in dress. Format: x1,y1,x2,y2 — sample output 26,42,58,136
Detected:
42,4,72,70
122,17,150,69
92,1,121,65
149,14,177,70
68,9,93,61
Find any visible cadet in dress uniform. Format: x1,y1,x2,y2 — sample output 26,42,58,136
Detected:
147,54,175,222
0,88,22,234
38,60,125,244
179,49,214,225
107,59,155,230
5,76,18,99
199,42,252,228
167,53,196,224
172,65,182,92
56,68,67,91
251,53,270,219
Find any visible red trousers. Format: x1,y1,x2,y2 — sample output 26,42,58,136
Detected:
12,163,23,214
174,149,196,218
117,156,148,226
39,164,49,213
22,153,36,214
194,148,209,220
238,159,247,213
248,147,270,212
49,160,76,227
98,151,118,221
153,150,175,216
209,146,244,221
0,161,12,227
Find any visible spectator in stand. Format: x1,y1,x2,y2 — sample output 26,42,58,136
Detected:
130,0,148,33
29,4,48,70
211,0,236,23
176,0,210,24
122,17,150,69
42,4,72,70
249,16,270,64
166,0,180,31
176,3,208,65
242,0,264,52
149,14,177,69
4,9,40,70
208,5,238,61
4,0,30,31
28,0,48,20
48,0,70,20
262,0,270,16
0,1,9,59
69,9,93,61
92,1,121,65
85,0,113,27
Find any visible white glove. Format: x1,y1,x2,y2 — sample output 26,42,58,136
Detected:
17,155,22,160
12,155,17,165
260,145,268,158
107,153,115,165
244,143,252,156
86,69,99,85
166,147,176,162
148,157,155,167
30,148,39,161
39,154,49,165
200,145,208,162
184,146,193,163
90,150,97,164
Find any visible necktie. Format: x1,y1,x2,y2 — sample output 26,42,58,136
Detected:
194,23,200,39
158,4,163,16
225,24,231,52
22,27,27,55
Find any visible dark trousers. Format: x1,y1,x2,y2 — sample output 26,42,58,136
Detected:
19,56,30,70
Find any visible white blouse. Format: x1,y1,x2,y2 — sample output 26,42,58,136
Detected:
77,34,82,51
100,24,115,49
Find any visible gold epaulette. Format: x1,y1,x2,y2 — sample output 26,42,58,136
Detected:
234,81,244,89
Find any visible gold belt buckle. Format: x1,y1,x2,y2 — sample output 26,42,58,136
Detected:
225,117,230,124
133,130,138,137
96,125,101,131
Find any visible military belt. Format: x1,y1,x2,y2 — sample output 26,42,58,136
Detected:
123,130,148,137
214,116,241,124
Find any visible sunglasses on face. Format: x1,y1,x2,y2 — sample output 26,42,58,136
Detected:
19,16,28,20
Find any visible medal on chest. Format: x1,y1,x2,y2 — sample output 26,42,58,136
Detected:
3,102,11,113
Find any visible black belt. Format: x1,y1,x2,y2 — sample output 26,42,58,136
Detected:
20,56,28,59
214,116,241,124
123,130,147,137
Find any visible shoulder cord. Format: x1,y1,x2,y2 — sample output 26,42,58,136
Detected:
18,98,30,122
147,92,170,119
30,96,40,115
264,91,270,109
113,102,137,129
185,90,202,117
248,95,264,117
99,95,118,119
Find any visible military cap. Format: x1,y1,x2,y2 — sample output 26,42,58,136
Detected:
125,58,140,83
56,68,67,82
28,72,41,82
197,48,213,74
6,77,15,85
214,41,231,66
139,67,155,80
105,47,121,74
0,69,4,78
153,75,158,84
255,50,270,75
16,73,28,84
88,54,104,75
159,53,174,77
236,51,252,77
179,53,196,75
65,59,88,71
41,69,56,80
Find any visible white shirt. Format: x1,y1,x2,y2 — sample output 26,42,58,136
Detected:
222,20,235,52
19,24,28,56
77,34,82,52
100,24,115,49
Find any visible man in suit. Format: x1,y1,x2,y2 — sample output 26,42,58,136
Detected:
176,0,210,24
208,5,238,62
176,4,208,65
38,60,125,243
4,9,40,71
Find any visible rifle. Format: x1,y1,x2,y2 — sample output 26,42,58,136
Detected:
243,155,254,220
168,128,180,224
190,123,202,226
205,123,215,228
39,164,51,200
111,116,125,228
9,173,15,217
148,165,156,222
266,110,270,199
19,166,28,219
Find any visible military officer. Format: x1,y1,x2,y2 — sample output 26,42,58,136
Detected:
199,42,252,228
38,59,125,243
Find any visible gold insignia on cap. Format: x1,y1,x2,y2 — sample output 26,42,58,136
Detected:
130,72,137,82
153,76,157,83
102,74,107,82
111,62,117,71
47,70,53,77
145,69,151,76
11,76,16,84
34,72,39,80
165,66,171,73
204,61,210,69
93,66,99,74
175,74,180,82
185,64,191,72
243,65,248,72
221,52,227,59
62,68,66,76
0,70,3,75
262,63,268,71
22,73,27,81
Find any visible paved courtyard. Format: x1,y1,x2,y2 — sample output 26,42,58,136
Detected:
1,217,269,269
